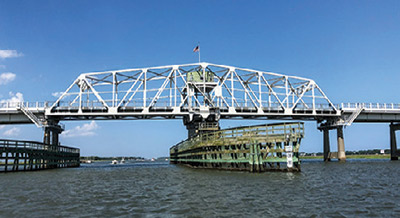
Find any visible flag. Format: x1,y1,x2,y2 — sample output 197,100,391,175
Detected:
193,45,199,52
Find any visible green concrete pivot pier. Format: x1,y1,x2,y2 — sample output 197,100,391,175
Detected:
170,122,304,172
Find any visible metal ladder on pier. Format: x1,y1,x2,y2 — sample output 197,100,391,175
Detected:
16,103,43,128
343,106,364,126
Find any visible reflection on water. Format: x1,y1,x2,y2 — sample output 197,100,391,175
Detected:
0,160,399,217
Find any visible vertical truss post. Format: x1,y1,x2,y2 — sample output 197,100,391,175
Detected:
78,81,83,113
285,76,289,109
231,70,234,107
202,66,206,107
143,69,147,108
169,70,172,106
268,88,271,108
258,72,262,108
112,72,116,107
174,69,177,107
312,83,316,114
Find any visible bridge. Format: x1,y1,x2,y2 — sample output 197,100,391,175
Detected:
1,62,400,161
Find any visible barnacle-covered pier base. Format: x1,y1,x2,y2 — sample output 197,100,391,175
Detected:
170,122,304,172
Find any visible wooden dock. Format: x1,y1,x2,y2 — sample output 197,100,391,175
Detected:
0,139,80,172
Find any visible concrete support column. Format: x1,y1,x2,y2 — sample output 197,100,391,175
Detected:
337,126,346,162
184,118,219,139
43,129,51,145
390,123,399,160
323,128,331,162
52,130,59,146
43,120,63,146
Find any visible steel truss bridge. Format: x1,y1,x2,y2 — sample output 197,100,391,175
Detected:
1,63,400,161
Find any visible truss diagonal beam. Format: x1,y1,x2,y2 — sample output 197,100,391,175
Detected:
49,62,337,118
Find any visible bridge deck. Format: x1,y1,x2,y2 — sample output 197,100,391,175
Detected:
1,102,400,124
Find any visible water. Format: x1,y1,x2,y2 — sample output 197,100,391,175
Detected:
1,160,400,217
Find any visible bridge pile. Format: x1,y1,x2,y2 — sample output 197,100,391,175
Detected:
0,139,80,172
170,122,304,172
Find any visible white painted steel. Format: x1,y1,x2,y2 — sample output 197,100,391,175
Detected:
1,63,400,125
44,62,338,119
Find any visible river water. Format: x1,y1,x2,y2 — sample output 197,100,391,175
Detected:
0,160,399,217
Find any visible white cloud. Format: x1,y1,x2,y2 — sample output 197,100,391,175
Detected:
0,72,16,85
0,50,23,59
52,92,64,98
0,92,24,104
61,121,99,138
3,127,21,136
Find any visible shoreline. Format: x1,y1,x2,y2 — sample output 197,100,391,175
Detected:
301,154,390,160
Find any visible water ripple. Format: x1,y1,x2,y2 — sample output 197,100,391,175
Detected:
0,160,399,217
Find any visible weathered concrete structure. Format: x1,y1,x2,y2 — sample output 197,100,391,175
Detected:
319,125,346,162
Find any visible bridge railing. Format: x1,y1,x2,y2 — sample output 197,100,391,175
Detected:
51,99,338,110
0,100,340,112
0,101,54,110
8,100,400,113
341,103,400,110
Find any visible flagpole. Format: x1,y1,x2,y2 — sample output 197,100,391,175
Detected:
198,43,201,63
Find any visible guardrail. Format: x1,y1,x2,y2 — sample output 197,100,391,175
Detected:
0,100,338,110
0,101,53,109
341,103,400,110
3,101,400,113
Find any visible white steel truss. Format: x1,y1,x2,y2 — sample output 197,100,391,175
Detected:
47,63,339,120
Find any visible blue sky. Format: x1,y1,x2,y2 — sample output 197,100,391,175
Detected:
0,0,399,158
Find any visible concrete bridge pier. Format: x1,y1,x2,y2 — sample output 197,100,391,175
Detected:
322,128,331,162
319,125,346,162
337,126,346,162
43,121,63,146
183,116,220,139
389,123,400,160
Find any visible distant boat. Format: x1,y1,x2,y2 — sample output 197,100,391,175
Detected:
151,158,155,162
120,158,125,164
111,160,118,165
80,160,93,164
